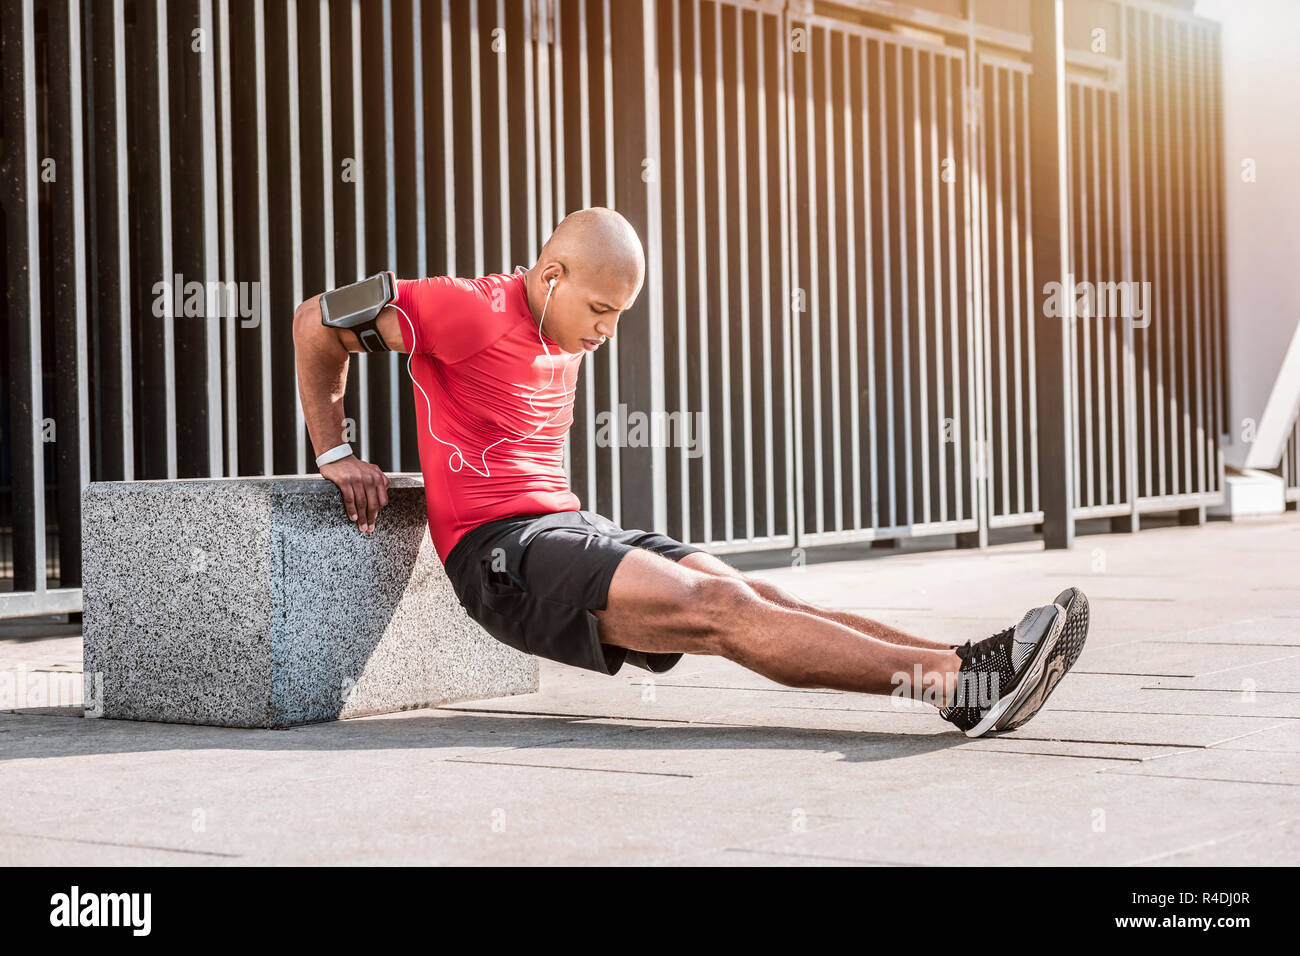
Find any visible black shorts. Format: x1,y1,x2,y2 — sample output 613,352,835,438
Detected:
443,509,707,676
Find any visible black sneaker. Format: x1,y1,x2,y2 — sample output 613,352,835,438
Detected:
940,603,1066,737
995,587,1090,732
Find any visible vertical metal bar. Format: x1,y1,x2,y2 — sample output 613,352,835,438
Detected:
348,0,369,460
992,67,1007,519
442,0,457,273
928,50,946,524
756,11,776,537
897,43,913,528
1104,89,1122,506
1188,23,1206,493
1008,69,1024,517
114,0,134,479
495,0,508,271
1064,81,1076,507
470,0,485,273
1137,10,1152,501
1192,25,1211,489
1155,14,1170,497
1021,65,1038,514
553,0,566,229
800,21,820,534
643,0,667,532
1086,84,1100,508
536,0,553,235
1175,22,1192,496
156,0,178,477
219,0,238,474
200,0,224,475
257,0,273,475
382,0,401,469
962,22,989,542
670,0,687,536
862,38,879,531
289,1,309,471
692,0,711,542
978,62,994,523
1208,24,1226,487
912,47,930,527
879,41,896,529
68,0,90,494
19,0,46,588
943,53,962,523
522,0,535,263
603,0,621,525
586,0,601,512
319,1,335,294
717,3,734,540
414,0,428,275
1118,6,1140,526
737,11,754,539
844,33,862,531
818,27,836,533
779,5,794,542
1028,0,1075,547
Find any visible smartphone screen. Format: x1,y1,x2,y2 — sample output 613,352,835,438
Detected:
322,273,392,327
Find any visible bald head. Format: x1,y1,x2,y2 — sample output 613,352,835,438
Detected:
539,207,645,288
524,207,645,355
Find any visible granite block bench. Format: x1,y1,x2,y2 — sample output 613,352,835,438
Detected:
81,475,538,728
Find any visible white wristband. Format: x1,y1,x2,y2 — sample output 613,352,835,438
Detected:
315,443,354,467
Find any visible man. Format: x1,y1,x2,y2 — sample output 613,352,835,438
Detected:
293,206,1089,738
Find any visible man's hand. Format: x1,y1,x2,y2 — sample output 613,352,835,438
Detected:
319,456,390,533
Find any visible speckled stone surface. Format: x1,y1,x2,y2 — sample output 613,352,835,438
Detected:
81,475,538,728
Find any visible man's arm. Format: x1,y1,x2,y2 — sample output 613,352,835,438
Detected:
292,294,406,533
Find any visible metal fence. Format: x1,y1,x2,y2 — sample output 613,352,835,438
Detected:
2,0,1234,617
1284,414,1300,505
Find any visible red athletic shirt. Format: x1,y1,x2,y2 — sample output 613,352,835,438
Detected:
393,267,584,562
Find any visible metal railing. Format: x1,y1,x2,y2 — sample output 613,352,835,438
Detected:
2,0,1237,617
1284,414,1300,505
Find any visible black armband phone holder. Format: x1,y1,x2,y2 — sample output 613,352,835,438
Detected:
320,271,396,353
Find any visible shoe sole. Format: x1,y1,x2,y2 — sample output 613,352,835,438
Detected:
962,605,1067,738
994,588,1091,733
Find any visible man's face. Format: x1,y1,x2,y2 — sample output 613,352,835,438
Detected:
543,265,642,354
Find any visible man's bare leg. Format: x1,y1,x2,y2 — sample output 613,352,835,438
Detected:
677,552,961,653
595,550,961,706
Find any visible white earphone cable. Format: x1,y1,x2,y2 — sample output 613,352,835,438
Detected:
393,277,569,478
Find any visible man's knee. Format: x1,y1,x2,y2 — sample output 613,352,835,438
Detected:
742,575,802,609
687,573,768,655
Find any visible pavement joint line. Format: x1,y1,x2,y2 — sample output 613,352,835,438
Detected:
1100,771,1300,788
1148,641,1300,648
644,683,841,695
443,757,694,777
959,746,1149,762
438,705,975,737
775,705,935,716
1204,720,1297,748
1075,671,1198,677
0,829,243,858
1119,817,1300,866
1140,686,1300,695
1194,652,1300,679
437,706,702,724
1051,708,1294,718
981,735,1207,748
722,846,935,866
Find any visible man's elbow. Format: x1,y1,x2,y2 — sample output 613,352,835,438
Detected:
292,294,323,347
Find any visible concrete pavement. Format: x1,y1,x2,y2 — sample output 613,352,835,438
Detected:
2,514,1297,865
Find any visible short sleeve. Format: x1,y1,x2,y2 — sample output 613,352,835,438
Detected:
391,274,508,365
